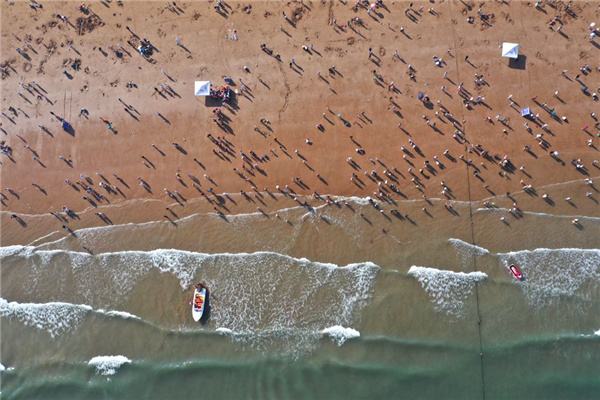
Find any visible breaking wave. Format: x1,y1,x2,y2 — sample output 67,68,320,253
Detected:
498,248,600,309
0,298,142,338
88,355,131,375
321,326,360,346
1,249,379,356
408,266,487,318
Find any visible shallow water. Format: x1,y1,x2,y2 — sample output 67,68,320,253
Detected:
2,197,600,399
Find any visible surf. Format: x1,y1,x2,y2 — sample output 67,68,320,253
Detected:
408,266,487,318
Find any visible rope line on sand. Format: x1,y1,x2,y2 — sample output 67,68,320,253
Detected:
446,2,486,399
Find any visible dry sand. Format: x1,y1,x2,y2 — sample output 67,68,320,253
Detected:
1,0,599,246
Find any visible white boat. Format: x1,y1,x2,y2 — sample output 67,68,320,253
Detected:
192,286,207,322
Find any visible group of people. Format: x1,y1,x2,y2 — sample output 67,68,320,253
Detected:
1,0,599,245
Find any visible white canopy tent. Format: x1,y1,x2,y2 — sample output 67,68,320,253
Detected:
502,43,519,59
194,81,211,96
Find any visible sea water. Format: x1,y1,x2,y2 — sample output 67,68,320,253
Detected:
2,198,600,399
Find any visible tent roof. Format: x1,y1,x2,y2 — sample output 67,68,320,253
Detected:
195,81,211,96
502,43,519,59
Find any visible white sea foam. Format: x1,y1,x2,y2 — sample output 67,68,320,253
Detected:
3,246,379,294
0,298,143,338
449,238,490,257
449,238,490,271
337,196,372,206
216,327,234,336
498,248,600,309
448,238,492,275
1,247,380,355
97,309,141,320
450,240,600,311
0,245,32,258
321,325,360,346
1,248,380,356
0,363,14,373
408,266,487,318
88,355,131,375
201,254,379,355
0,298,92,338
13,249,208,305
206,254,379,355
476,207,600,222
595,329,600,336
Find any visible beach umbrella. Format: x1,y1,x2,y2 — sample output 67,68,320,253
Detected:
501,42,519,59
521,108,530,117
194,81,211,96
62,121,70,131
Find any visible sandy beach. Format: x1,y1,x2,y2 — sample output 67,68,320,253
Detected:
1,0,598,247
1,1,600,399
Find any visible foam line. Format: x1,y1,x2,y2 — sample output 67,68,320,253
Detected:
0,298,143,338
448,238,490,255
476,207,600,221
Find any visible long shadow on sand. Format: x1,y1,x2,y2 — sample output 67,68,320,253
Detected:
508,55,527,70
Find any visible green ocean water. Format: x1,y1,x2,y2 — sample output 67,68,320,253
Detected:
2,334,599,400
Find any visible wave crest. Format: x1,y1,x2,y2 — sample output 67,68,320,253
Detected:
0,298,142,338
322,325,360,346
88,355,131,375
0,298,92,339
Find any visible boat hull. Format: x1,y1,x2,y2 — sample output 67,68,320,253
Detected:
192,288,206,322
509,264,524,281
